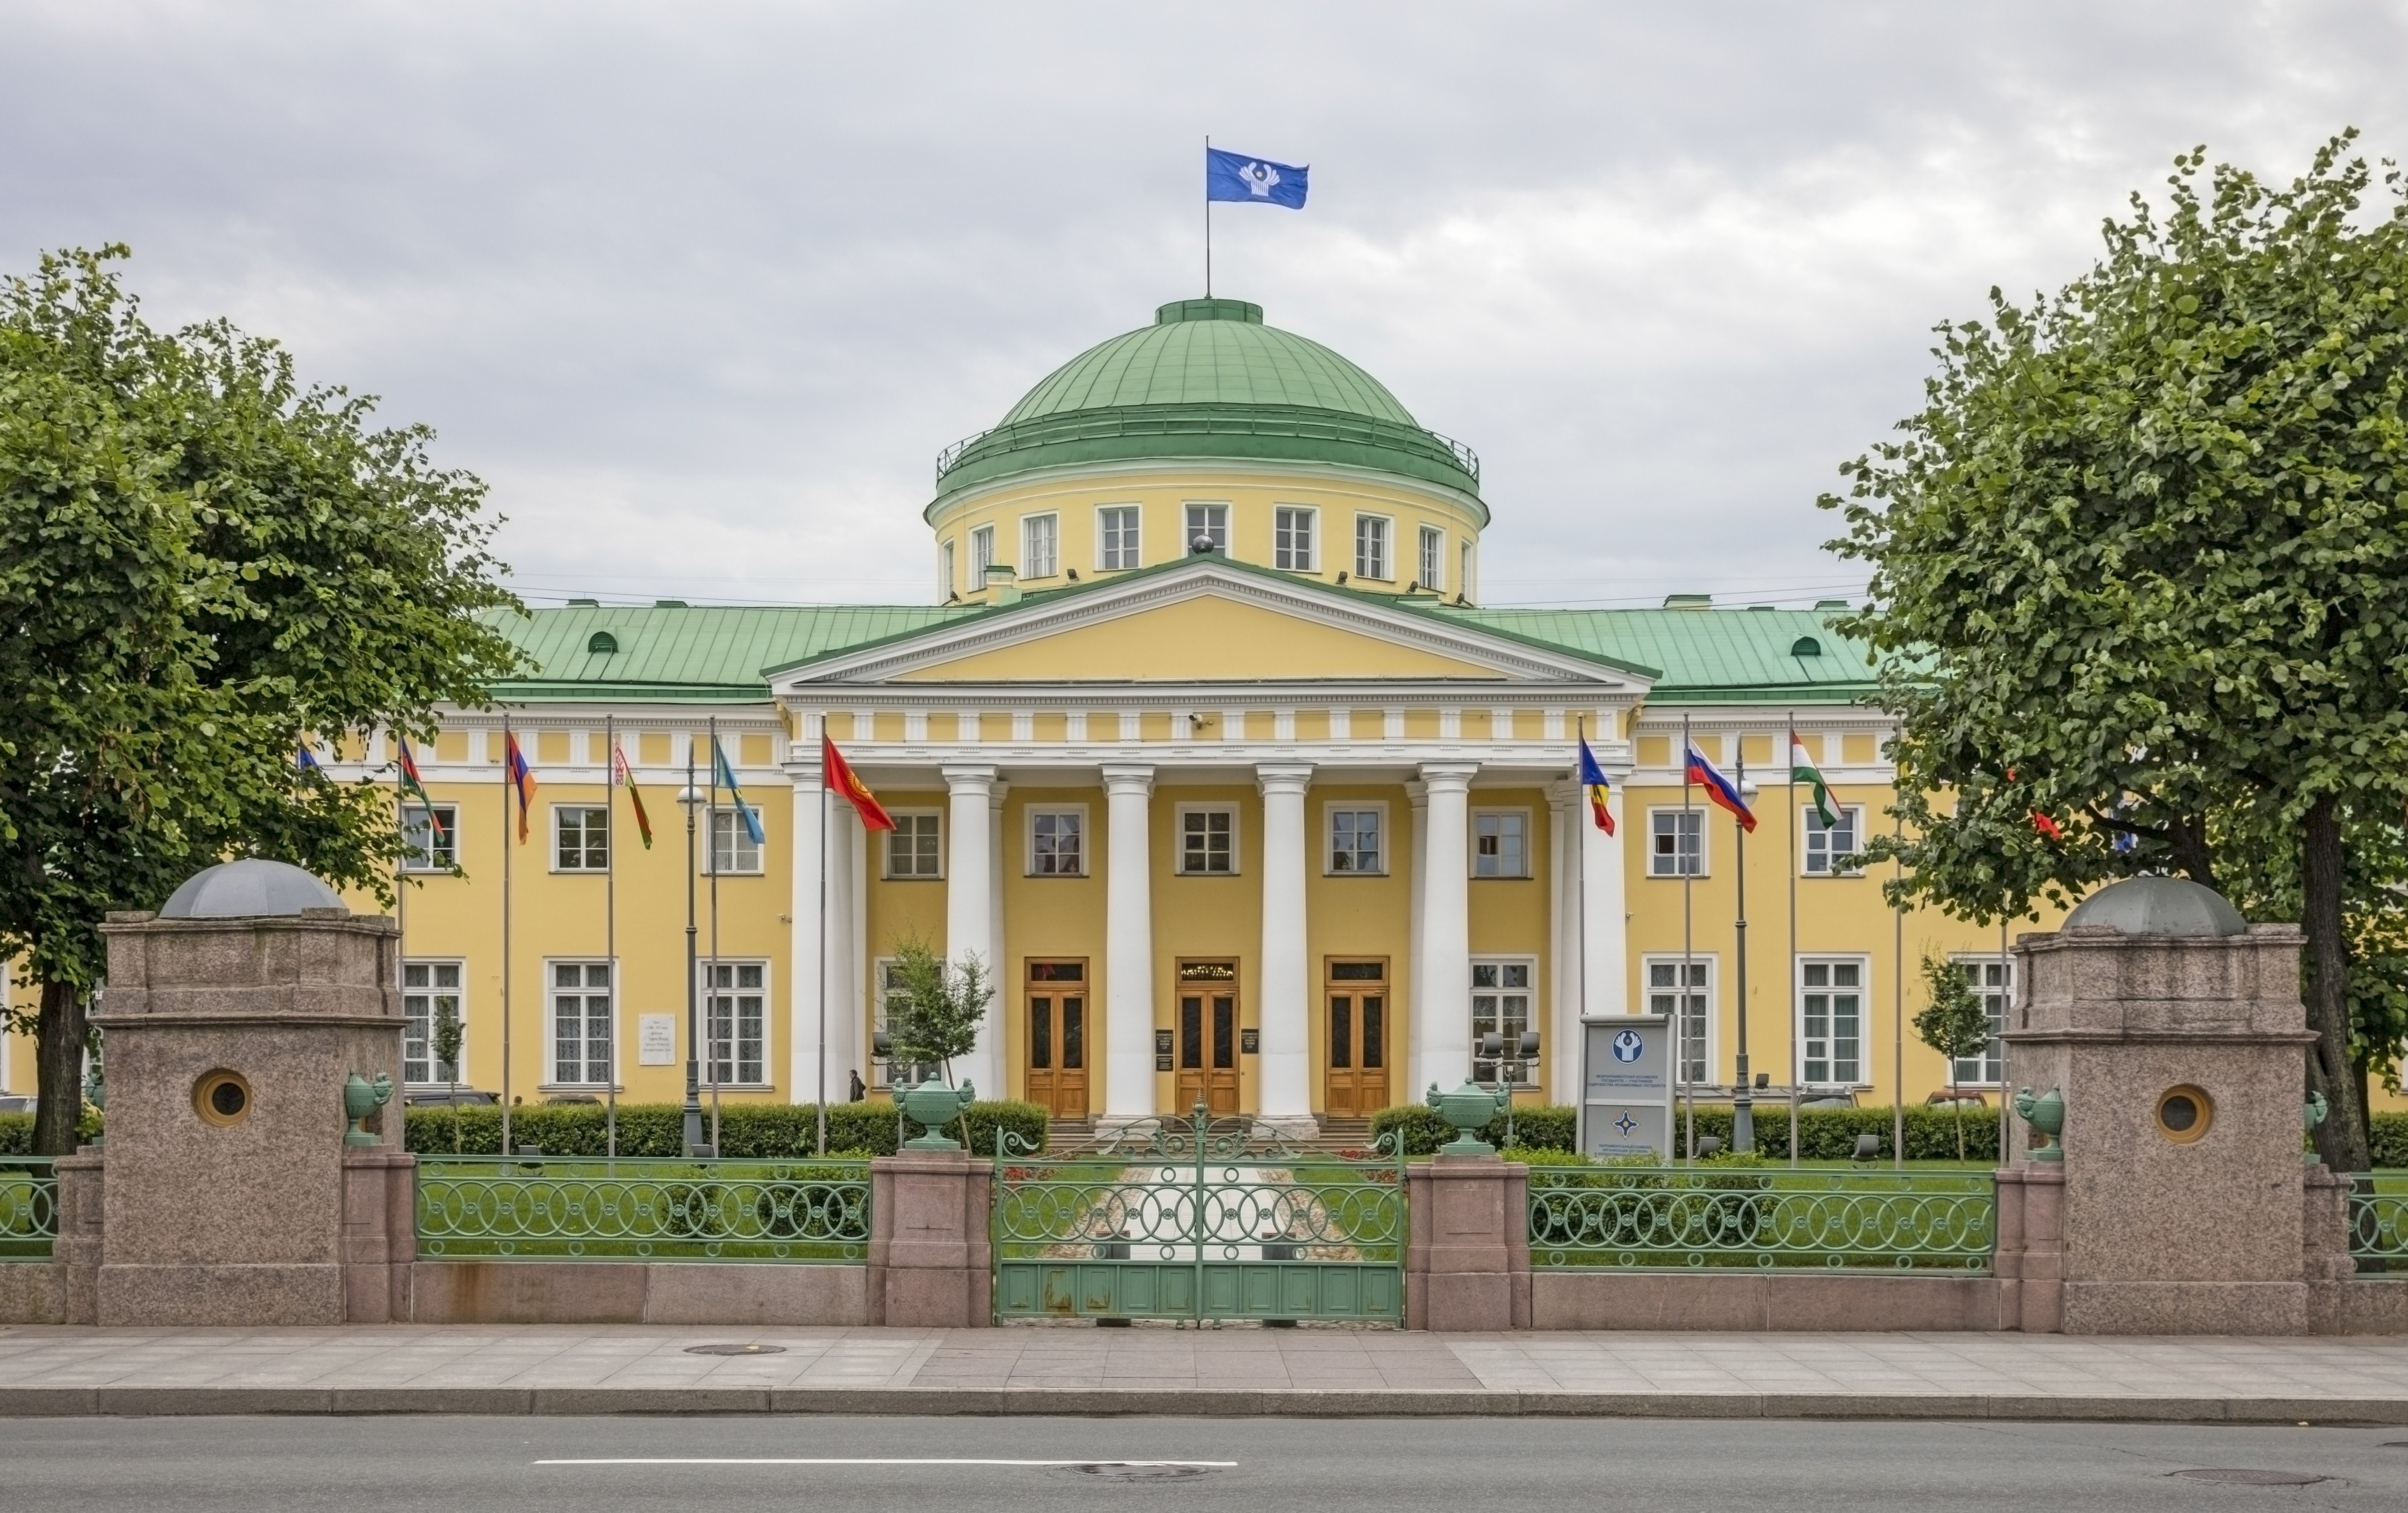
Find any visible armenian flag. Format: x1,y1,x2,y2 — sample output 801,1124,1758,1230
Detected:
397,736,445,838
824,736,896,832
1574,733,1615,836
503,731,537,843
611,743,653,849
713,739,765,846
1790,734,1835,829
1685,743,1756,831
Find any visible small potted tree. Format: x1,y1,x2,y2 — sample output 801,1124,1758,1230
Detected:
1914,953,1993,1163
884,934,994,1149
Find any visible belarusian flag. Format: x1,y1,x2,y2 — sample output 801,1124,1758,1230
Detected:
1790,734,1835,829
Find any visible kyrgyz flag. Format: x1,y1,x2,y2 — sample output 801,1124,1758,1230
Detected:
824,736,896,832
1790,734,1836,829
611,743,654,849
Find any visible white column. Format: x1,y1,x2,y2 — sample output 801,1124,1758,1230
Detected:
942,764,1000,1094
1256,764,1315,1133
1406,780,1429,1088
787,761,828,1106
1546,782,1581,1104
1414,763,1477,1097
819,802,860,1108
1102,764,1156,1124
1583,775,1628,1023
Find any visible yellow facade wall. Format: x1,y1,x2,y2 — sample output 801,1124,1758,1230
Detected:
1304,784,1417,1114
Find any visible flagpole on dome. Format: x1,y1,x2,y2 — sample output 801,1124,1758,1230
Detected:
1203,134,1213,298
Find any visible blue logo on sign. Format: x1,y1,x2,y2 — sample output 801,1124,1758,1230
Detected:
1612,1112,1638,1137
1611,1029,1643,1063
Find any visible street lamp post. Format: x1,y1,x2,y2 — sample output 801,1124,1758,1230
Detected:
677,771,707,1157
1733,768,1760,1155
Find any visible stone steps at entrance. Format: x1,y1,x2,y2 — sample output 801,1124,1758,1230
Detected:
1311,1116,1376,1153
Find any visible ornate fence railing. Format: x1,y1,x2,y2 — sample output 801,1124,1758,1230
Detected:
415,1156,870,1261
0,1157,56,1260
1527,1165,1996,1273
2349,1172,2408,1275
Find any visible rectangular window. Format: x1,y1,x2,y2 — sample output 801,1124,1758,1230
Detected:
1648,808,1705,877
1460,540,1475,601
1274,506,1317,570
872,958,931,1089
702,961,768,1087
886,812,942,878
402,961,464,1086
400,804,458,872
1029,808,1085,876
1646,958,1712,1086
1952,956,2011,1086
707,809,762,875
1179,806,1236,874
1472,811,1528,878
1802,805,1864,876
1327,806,1384,874
550,961,613,1086
553,805,609,871
970,524,994,580
1096,506,1141,570
1418,524,1444,590
940,540,955,598
1354,514,1392,580
1184,501,1229,553
1470,959,1534,1087
1021,513,1058,578
1799,959,1865,1086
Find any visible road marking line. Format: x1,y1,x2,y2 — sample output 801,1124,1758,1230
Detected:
537,1458,1238,1467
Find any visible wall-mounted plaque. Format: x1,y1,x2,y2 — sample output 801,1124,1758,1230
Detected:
1155,1029,1175,1057
1241,1029,1260,1054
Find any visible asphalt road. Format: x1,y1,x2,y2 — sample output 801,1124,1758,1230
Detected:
4,1415,2407,1511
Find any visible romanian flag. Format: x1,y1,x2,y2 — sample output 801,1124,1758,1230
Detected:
1790,734,1836,829
612,743,654,849
1574,734,1615,836
823,736,896,832
713,739,766,846
397,736,445,838
1686,743,1756,832
503,732,537,843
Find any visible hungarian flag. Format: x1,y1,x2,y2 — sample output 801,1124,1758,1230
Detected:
1790,734,1835,829
503,732,537,843
824,735,896,832
397,736,445,838
611,743,654,849
1574,733,1615,836
1686,743,1756,832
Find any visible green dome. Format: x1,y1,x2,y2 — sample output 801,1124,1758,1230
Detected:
933,299,1480,503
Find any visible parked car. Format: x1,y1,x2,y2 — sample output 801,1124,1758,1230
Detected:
402,1088,498,1107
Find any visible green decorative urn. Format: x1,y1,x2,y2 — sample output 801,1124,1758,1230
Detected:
1426,1080,1512,1157
2304,1091,2330,1165
2013,1084,2065,1163
343,1071,394,1147
898,1077,977,1151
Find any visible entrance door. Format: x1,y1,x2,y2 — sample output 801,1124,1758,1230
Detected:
1025,960,1088,1118
1175,961,1239,1115
1324,958,1390,1116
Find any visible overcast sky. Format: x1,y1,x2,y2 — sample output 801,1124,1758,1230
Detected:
5,2,2403,611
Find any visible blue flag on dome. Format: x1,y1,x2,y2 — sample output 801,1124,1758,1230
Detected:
1207,147,1308,209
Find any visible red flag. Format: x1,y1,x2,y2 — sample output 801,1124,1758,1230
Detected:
2029,810,2063,842
822,736,896,832
503,732,538,843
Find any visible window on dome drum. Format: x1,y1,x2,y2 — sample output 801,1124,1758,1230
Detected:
1096,506,1141,570
402,961,464,1086
1029,809,1085,876
1021,513,1058,578
1950,956,2010,1086
701,961,768,1086
554,805,609,871
1178,806,1236,874
970,525,994,581
1646,958,1712,1086
886,812,942,878
940,540,955,597
1328,806,1383,874
1274,506,1317,570
400,804,457,871
1418,525,1445,590
1798,959,1864,1086
1472,811,1528,877
1649,808,1705,877
1802,805,1863,876
1354,514,1392,580
1184,502,1228,552
707,809,762,875
1470,960,1534,1087
550,961,613,1086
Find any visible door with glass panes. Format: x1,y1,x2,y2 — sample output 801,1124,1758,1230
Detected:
1024,959,1088,1118
1323,958,1389,1116
1175,961,1240,1115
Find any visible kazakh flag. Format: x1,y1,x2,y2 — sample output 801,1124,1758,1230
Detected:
713,739,766,847
1790,734,1835,829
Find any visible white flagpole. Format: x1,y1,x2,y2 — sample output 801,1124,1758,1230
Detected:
707,715,723,1156
817,758,831,1156
1681,712,1695,1165
604,713,618,1166
1787,713,1799,1169
500,715,514,1157
1893,807,1905,1170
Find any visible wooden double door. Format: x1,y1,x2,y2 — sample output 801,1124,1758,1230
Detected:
1175,960,1240,1116
1324,958,1390,1117
1024,959,1088,1118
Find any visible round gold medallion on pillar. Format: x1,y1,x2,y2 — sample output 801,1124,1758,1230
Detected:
193,1069,253,1127
2153,1084,2212,1144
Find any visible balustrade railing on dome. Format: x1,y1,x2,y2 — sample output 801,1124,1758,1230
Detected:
2349,1172,2408,1275
415,1156,869,1262
1526,1165,1995,1273
0,1157,57,1260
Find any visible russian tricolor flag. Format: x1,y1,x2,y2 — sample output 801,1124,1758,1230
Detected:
1685,744,1756,832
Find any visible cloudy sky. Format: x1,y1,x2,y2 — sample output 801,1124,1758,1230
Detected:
5,1,2403,610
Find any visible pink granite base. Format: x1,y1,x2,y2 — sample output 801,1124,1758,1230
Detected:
406,1260,870,1325
1530,1269,2006,1331
0,1264,63,1325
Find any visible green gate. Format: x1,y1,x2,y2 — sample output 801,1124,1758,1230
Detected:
992,1102,1405,1323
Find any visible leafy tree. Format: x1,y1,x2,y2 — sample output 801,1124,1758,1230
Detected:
1914,954,1994,1162
0,247,521,1153
1824,135,2408,1171
883,933,995,1084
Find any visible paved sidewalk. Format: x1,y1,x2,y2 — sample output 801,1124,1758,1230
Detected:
2,1324,2407,1422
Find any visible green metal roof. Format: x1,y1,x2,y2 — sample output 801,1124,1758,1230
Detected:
484,604,979,702
1002,300,1418,425
1438,606,1879,705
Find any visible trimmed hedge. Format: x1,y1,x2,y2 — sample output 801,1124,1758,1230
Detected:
1370,1103,1579,1156
1371,1101,2011,1162
0,1110,105,1155
399,1100,1048,1159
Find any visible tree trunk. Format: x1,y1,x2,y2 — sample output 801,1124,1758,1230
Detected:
2301,796,2371,1172
32,979,87,1157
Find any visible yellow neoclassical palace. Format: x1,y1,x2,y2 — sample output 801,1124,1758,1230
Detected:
8,294,2194,1126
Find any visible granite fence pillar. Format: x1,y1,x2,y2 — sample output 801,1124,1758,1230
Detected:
866,1151,993,1327
1405,1154,1530,1331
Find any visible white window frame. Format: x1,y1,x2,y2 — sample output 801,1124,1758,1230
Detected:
551,803,610,873
1418,524,1445,590
545,958,616,1088
1471,808,1531,879
970,524,995,580
1184,501,1229,553
939,539,955,598
1027,805,1088,876
1647,807,1707,877
1325,802,1388,876
400,803,458,873
1095,505,1141,571
1643,954,1716,1088
884,810,943,879
1019,512,1059,579
699,959,771,1088
402,959,465,1088
1802,803,1865,877
1948,953,2012,1087
1796,955,1870,1089
1274,505,1318,571
706,808,764,876
1175,802,1240,876
1469,956,1538,1088
1353,513,1393,581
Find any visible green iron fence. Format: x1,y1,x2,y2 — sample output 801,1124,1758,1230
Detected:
1527,1165,1996,1273
416,1156,870,1261
2349,1172,2408,1275
992,1103,1407,1323
0,1158,55,1260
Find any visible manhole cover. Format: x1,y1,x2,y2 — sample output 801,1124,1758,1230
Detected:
1067,1463,1222,1482
2169,1469,2327,1486
682,1343,787,1356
